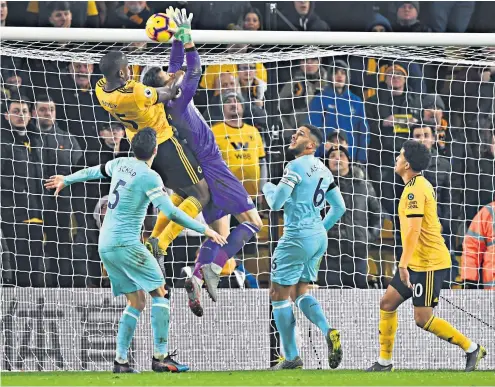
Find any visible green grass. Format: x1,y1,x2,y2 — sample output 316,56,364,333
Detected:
2,370,494,386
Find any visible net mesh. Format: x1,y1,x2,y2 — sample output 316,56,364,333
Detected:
1,39,494,371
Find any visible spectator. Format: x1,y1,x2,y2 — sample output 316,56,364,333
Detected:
427,2,475,32
26,1,99,27
365,64,421,197
46,1,72,28
31,93,83,287
410,122,452,239
202,72,267,130
308,60,369,163
189,1,250,30
1,95,45,287
211,92,267,199
278,1,330,31
86,121,125,167
422,94,450,156
279,58,328,141
238,63,267,107
461,201,495,290
393,1,431,32
107,1,153,29
51,61,108,152
199,62,267,108
1,0,7,26
366,12,392,32
319,145,381,289
462,131,495,227
240,7,263,30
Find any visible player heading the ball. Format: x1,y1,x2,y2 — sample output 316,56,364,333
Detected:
45,128,226,373
263,124,346,370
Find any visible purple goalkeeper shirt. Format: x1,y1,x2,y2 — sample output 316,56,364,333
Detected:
166,41,221,164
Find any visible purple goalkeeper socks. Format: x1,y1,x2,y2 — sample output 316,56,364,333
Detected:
211,222,260,273
193,239,220,281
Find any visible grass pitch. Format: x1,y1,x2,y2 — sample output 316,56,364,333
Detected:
2,370,494,386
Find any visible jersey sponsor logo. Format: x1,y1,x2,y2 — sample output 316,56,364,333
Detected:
231,142,250,151
235,153,252,160
144,88,153,98
407,200,418,209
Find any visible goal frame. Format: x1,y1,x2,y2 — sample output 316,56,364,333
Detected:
2,27,495,46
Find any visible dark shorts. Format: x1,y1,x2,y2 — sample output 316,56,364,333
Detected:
201,157,255,224
390,268,449,308
152,136,204,190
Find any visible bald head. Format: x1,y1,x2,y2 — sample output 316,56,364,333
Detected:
99,51,129,81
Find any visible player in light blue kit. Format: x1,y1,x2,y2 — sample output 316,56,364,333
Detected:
45,128,226,374
263,124,346,370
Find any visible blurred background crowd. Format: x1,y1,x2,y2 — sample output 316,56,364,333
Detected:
1,1,494,291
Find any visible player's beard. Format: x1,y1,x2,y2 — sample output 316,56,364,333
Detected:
287,143,304,157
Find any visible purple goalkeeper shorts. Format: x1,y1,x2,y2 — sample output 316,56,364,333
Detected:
201,158,255,224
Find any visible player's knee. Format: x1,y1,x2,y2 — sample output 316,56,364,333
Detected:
379,297,397,312
245,211,263,231
128,297,146,312
414,309,432,329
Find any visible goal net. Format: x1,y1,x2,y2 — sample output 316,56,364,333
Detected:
1,30,494,372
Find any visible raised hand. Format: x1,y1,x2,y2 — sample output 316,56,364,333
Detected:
44,175,66,196
171,8,193,44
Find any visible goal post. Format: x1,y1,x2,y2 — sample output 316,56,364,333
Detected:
1,28,494,371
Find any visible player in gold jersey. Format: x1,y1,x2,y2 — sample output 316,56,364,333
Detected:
367,140,486,372
95,51,211,254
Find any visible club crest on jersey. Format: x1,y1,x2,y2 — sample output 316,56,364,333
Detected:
144,88,153,98
408,193,414,200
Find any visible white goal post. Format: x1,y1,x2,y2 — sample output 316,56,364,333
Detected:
1,28,494,372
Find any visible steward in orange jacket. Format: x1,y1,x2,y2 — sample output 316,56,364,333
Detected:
461,201,495,289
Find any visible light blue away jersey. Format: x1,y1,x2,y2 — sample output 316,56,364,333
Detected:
99,158,164,247
281,154,334,238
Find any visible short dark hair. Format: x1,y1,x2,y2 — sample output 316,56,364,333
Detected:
48,1,71,13
131,127,157,160
142,67,165,88
7,93,31,111
99,121,124,133
303,124,324,146
34,92,55,106
99,51,128,80
327,130,348,144
409,121,436,136
403,140,431,172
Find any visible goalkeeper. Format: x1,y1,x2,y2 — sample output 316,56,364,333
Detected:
367,140,486,372
45,128,226,373
143,8,263,317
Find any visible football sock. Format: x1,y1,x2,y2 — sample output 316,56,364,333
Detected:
210,222,260,275
423,316,472,352
151,297,170,360
378,309,397,366
116,305,141,363
193,239,220,282
295,294,331,335
158,197,202,251
272,300,298,361
151,193,184,238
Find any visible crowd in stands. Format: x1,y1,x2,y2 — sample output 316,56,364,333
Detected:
1,1,494,290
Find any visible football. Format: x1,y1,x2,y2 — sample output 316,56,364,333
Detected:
145,13,177,42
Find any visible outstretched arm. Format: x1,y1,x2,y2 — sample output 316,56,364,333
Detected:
322,184,346,231
168,39,185,73
45,163,113,196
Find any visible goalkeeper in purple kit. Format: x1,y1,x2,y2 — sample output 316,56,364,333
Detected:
144,8,263,317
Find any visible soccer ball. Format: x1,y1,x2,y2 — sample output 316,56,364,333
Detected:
146,13,177,43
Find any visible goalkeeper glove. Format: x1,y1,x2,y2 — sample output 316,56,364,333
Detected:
171,8,193,44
